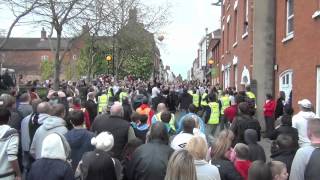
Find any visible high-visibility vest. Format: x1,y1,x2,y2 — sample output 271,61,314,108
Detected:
208,102,220,125
192,93,200,108
220,95,230,115
119,92,128,104
156,112,176,131
98,94,108,113
201,93,208,106
246,91,256,99
107,87,113,99
188,90,193,95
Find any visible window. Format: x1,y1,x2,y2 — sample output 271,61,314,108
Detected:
41,55,48,61
279,70,293,102
243,0,249,34
286,0,294,35
234,10,238,44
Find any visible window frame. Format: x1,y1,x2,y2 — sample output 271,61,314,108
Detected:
286,0,294,36
41,55,49,61
243,0,249,34
233,9,238,44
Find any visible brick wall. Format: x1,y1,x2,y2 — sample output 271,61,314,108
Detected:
275,0,320,112
220,0,254,90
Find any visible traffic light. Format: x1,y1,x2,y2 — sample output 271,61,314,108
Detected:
105,55,112,61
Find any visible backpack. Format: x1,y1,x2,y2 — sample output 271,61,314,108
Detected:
28,113,41,146
305,147,320,180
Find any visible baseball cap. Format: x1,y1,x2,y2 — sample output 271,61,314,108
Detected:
298,99,312,109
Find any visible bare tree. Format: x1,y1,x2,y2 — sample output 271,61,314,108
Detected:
0,0,41,49
29,0,98,89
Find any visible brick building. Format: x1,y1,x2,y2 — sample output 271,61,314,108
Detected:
0,28,83,80
275,0,320,113
219,0,254,90
207,29,221,85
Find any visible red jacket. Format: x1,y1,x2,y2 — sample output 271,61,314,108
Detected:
224,105,237,123
263,100,276,117
234,160,252,180
136,104,154,126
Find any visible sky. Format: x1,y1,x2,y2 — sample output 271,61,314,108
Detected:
0,0,221,79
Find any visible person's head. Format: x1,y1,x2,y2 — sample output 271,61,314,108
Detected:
51,103,66,118
182,117,195,134
19,93,31,103
110,103,124,117
208,93,217,102
269,161,288,180
298,99,312,112
73,97,81,105
186,136,208,160
280,115,292,126
149,122,169,144
244,129,259,145
266,93,273,100
157,103,167,113
91,132,114,152
248,161,272,180
307,118,320,143
161,111,172,123
275,134,294,151
140,114,148,124
0,108,11,125
37,102,51,114
211,129,234,160
279,91,285,99
165,149,197,180
234,143,250,160
87,92,95,100
238,102,250,115
188,104,197,113
41,133,70,161
68,110,84,127
0,94,16,109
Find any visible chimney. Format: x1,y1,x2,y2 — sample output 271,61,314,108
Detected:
41,28,46,40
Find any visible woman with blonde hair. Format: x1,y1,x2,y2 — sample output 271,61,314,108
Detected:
210,130,242,180
165,149,197,180
186,136,221,180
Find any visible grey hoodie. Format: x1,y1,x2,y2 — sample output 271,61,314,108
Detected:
21,113,50,151
30,116,68,159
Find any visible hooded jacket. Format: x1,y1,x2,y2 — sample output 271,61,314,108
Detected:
64,128,94,172
244,129,266,162
21,113,50,152
292,111,316,147
30,116,68,159
28,133,73,180
231,113,261,145
270,148,296,174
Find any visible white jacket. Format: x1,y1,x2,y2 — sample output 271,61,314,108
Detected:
292,111,316,147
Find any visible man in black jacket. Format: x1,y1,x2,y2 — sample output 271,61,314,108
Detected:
126,122,174,180
84,92,97,124
91,103,136,160
179,88,193,112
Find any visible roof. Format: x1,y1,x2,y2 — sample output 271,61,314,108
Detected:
0,38,72,51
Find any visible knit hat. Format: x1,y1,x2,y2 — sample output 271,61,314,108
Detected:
91,132,114,152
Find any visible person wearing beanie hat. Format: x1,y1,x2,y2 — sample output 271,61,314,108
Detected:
28,133,73,180
76,132,122,180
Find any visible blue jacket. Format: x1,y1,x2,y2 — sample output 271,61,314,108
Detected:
64,128,94,172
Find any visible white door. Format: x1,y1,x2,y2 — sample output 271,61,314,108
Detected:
224,68,230,89
279,70,293,102
317,67,320,116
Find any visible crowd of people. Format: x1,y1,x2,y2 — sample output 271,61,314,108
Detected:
0,75,319,180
